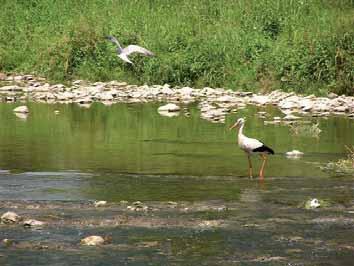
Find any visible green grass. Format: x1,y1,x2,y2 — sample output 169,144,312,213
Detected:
0,0,353,95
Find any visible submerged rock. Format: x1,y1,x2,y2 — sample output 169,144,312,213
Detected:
13,105,29,113
80,235,105,246
1,211,21,224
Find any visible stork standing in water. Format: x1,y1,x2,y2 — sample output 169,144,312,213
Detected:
106,35,154,64
229,118,274,179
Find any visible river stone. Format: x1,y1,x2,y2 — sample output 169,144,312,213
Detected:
251,95,269,105
23,219,45,227
94,201,107,207
283,114,300,121
98,92,114,101
286,150,304,158
1,211,21,224
75,97,93,104
73,80,83,85
13,105,29,113
58,91,74,100
334,106,348,112
160,86,174,95
158,103,180,112
328,92,338,99
199,220,222,228
80,236,105,246
178,87,194,96
216,95,235,103
279,101,297,109
305,198,321,209
158,110,180,117
2,238,14,247
0,72,6,80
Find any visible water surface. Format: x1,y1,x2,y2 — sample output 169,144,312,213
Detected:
0,102,353,265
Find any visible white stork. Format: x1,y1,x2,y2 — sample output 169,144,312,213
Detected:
106,35,154,64
229,118,274,179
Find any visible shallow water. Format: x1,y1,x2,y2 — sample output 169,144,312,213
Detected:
0,102,353,265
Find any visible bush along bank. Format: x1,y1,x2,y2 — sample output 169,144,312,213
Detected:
0,0,353,95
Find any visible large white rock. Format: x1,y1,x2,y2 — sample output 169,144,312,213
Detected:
158,103,180,112
80,236,105,246
13,106,29,113
1,211,21,224
98,92,114,101
94,201,107,207
178,87,194,96
251,95,269,105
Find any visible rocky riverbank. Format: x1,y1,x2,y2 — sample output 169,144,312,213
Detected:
1,74,353,123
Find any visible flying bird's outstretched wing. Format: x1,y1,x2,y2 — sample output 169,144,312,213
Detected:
122,45,154,57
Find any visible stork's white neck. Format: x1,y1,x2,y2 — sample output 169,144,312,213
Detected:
238,123,245,138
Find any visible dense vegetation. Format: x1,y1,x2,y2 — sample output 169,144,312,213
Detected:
0,0,353,95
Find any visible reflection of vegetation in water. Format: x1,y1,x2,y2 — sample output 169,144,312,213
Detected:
290,122,321,138
322,146,354,175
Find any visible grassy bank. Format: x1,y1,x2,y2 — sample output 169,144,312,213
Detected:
0,0,353,95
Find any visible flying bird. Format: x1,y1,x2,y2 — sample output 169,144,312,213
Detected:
106,35,154,64
229,118,274,179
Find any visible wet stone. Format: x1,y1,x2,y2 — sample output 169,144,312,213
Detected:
80,235,105,246
13,105,29,114
1,211,21,224
94,201,107,207
23,219,45,228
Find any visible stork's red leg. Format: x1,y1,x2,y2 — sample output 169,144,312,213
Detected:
247,155,253,178
259,154,267,179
